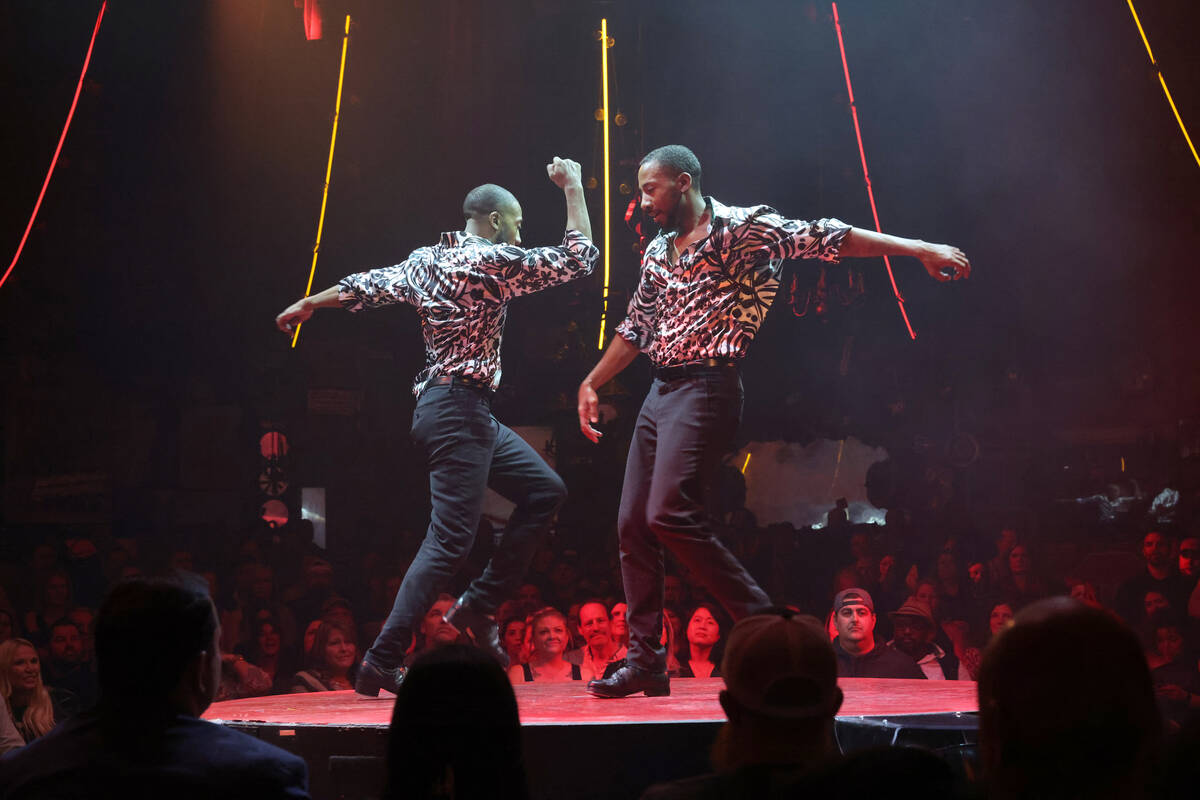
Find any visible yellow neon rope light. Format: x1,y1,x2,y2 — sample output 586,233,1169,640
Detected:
597,18,611,350
293,15,352,348
1126,0,1199,169
740,453,751,475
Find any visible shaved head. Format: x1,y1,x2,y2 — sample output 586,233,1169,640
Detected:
639,145,702,192
463,183,519,221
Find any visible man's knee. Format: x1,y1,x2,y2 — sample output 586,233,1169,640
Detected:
528,470,567,512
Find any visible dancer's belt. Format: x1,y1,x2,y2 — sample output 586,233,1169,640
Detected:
427,375,495,394
651,358,740,382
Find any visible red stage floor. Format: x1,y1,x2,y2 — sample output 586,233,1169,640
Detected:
204,677,977,728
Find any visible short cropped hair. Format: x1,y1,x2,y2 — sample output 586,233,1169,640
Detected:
96,574,217,704
639,145,702,190
462,184,518,220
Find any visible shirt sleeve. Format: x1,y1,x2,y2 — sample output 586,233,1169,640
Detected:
476,230,599,300
336,247,432,312
614,258,661,351
725,205,852,269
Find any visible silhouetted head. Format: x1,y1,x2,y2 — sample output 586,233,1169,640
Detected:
385,644,526,800
463,183,522,245
978,597,1161,799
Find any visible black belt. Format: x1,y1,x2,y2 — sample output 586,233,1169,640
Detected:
426,375,495,394
651,358,740,382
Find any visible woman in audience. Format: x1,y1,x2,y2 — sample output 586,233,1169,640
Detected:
960,602,1015,680
609,602,629,649
509,608,580,683
1147,612,1200,727
246,617,294,693
290,619,358,692
678,603,723,678
0,638,59,743
500,617,526,668
995,543,1047,609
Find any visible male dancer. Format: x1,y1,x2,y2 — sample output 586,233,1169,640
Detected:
276,157,597,696
578,145,969,698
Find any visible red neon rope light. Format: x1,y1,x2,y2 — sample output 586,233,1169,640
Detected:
831,2,916,340
1,2,107,292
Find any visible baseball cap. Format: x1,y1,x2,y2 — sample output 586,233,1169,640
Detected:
833,588,874,613
720,611,841,720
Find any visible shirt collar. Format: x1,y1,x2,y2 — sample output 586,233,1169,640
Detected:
440,231,494,248
659,196,727,248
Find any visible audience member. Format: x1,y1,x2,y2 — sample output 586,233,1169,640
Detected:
43,619,97,709
679,603,723,679
1146,613,1200,729
610,601,629,648
987,527,1018,586
245,617,294,693
0,639,64,744
0,700,21,756
291,620,358,692
995,542,1048,609
567,601,625,681
500,617,526,667
385,644,528,800
21,570,72,654
887,598,961,680
0,575,310,799
1114,530,1186,626
978,597,1162,799
641,610,845,798
408,594,462,664
66,607,95,665
960,601,1014,680
830,589,924,679
509,608,580,683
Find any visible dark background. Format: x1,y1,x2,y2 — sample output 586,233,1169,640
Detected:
2,0,1198,564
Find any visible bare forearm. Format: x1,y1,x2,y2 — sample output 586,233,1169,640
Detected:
840,227,931,260
563,185,593,241
583,335,639,390
304,284,343,310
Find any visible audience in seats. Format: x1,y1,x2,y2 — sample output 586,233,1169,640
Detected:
960,601,1014,680
21,571,72,655
678,603,724,678
886,598,961,680
830,589,924,679
499,617,526,668
977,597,1162,800
1115,530,1188,627
610,602,629,649
385,644,528,800
566,600,625,681
510,607,580,683
291,619,358,692
0,575,310,799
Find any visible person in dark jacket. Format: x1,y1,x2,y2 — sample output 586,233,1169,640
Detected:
0,575,309,800
830,589,925,679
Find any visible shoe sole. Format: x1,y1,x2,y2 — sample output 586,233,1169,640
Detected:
587,686,671,698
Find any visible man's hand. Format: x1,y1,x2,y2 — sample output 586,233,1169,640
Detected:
547,157,583,190
275,298,313,334
578,380,602,443
919,243,971,282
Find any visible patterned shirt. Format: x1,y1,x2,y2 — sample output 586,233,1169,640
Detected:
338,230,598,395
615,197,851,366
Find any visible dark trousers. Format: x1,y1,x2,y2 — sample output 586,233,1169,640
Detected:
365,383,566,669
618,369,771,672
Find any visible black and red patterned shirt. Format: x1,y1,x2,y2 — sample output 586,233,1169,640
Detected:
338,229,598,395
615,198,851,366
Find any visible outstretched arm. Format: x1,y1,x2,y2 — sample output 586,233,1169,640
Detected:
547,157,592,240
577,335,640,443
275,284,343,334
840,228,971,282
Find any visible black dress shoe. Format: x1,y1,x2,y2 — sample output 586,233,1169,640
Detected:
355,660,406,697
444,596,509,668
587,665,670,698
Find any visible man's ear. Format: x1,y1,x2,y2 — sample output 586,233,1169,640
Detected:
489,211,501,231
677,172,693,194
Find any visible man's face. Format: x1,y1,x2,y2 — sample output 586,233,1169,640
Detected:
517,584,541,607
68,608,95,661
422,598,459,646
490,200,523,246
1008,546,1030,576
891,615,932,656
1156,626,1184,663
578,603,612,650
48,624,82,665
637,161,688,232
1178,537,1198,577
47,575,70,607
1143,532,1171,569
1144,591,1169,617
834,604,875,647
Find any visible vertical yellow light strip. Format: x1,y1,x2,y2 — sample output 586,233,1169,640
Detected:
293,15,352,348
1126,0,1200,169
740,453,752,475
597,18,611,349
